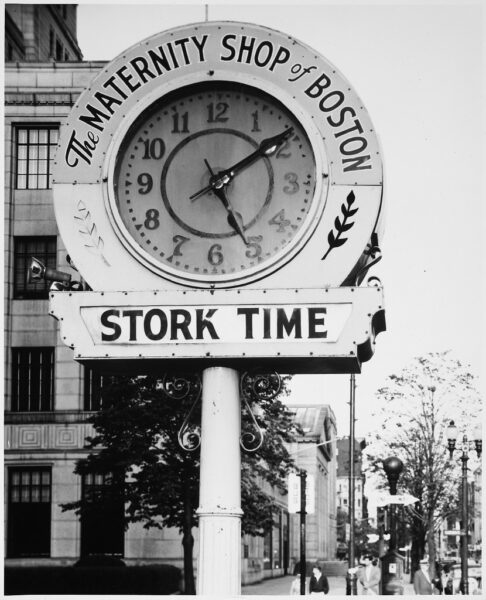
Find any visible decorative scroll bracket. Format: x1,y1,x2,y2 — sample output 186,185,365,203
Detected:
159,373,202,452
239,370,283,453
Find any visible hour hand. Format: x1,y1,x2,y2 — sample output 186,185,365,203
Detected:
204,159,248,245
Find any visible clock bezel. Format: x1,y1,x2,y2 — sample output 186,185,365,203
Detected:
103,72,327,288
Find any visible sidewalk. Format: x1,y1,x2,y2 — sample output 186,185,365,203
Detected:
241,574,416,596
242,575,346,595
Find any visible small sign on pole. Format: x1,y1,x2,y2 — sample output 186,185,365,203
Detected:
288,473,315,514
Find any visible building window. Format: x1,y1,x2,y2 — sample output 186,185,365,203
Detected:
84,368,120,411
11,347,54,411
81,472,125,557
15,126,58,189
7,467,51,557
14,236,57,299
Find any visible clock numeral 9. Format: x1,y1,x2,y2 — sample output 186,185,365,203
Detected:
140,137,165,160
283,172,300,194
137,173,153,194
208,244,224,266
245,236,263,259
207,102,229,123
144,209,160,230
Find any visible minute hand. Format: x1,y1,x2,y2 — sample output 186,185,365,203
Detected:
189,127,294,201
224,126,294,179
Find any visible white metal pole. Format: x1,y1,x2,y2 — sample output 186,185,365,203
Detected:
196,366,242,596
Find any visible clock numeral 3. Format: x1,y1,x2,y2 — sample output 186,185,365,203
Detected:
144,209,160,230
137,173,153,194
207,102,229,123
283,172,300,194
208,244,224,266
245,236,263,259
172,111,190,134
269,209,291,233
140,138,165,160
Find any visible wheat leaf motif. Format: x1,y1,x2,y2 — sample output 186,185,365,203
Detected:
321,191,359,262
74,201,110,266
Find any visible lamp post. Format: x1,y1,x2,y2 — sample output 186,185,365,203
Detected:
381,456,404,595
346,374,358,595
445,420,482,595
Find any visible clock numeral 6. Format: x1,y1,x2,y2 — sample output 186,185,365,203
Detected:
245,236,263,259
137,173,153,194
283,172,300,194
208,244,224,266
140,137,165,160
144,209,160,230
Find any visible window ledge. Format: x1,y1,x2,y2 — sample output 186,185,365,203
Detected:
4,410,96,424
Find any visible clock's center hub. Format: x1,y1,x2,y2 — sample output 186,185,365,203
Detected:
161,129,273,239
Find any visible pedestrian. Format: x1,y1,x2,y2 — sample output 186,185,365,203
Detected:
290,575,301,595
413,557,435,595
309,565,329,595
358,555,381,595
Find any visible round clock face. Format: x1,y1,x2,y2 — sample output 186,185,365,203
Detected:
110,81,323,286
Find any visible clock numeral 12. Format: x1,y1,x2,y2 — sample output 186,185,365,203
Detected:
207,102,229,123
172,111,190,134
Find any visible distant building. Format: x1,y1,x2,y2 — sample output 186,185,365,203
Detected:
5,4,83,62
336,437,367,535
287,405,338,565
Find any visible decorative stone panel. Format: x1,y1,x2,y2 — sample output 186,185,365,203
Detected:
5,422,95,451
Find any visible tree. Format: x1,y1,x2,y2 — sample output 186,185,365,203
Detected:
62,371,301,593
364,352,482,579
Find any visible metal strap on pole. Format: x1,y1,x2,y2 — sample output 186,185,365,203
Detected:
299,470,307,595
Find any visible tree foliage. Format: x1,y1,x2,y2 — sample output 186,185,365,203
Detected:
62,372,301,591
364,352,482,576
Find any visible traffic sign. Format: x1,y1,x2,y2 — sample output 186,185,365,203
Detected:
375,492,418,506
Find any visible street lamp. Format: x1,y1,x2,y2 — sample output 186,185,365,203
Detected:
445,420,482,595
382,457,404,551
381,456,404,595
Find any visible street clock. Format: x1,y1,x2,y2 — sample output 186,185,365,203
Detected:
108,80,322,287
53,22,383,291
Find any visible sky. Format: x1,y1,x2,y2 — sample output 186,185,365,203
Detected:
76,1,484,438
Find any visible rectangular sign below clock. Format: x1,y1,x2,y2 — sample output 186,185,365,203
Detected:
49,287,385,374
81,303,352,345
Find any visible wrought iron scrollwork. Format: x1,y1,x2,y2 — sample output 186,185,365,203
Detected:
239,370,283,453
240,370,282,402
160,373,202,452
